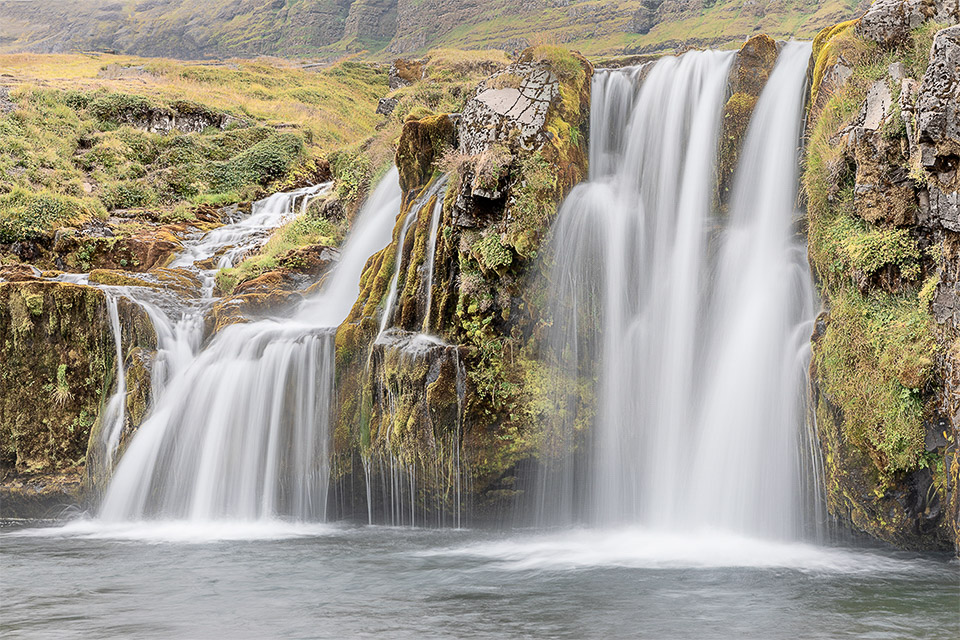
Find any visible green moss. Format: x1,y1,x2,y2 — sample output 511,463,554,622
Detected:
504,152,558,257
474,233,513,272
817,287,934,475
811,19,860,105
24,293,44,317
717,92,759,206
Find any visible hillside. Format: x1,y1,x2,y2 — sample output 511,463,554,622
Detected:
0,0,867,59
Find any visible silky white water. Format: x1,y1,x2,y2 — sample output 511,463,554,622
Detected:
88,184,332,468
97,170,401,521
541,43,818,538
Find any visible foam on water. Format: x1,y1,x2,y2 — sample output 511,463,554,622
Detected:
418,528,938,575
5,519,339,544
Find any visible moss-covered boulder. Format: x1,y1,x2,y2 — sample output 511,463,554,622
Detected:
0,281,156,515
804,17,958,551
395,114,457,194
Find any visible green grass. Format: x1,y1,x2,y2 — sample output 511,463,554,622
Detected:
215,203,346,294
0,53,389,244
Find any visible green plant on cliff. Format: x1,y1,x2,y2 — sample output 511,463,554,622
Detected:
804,22,942,479
504,152,559,257
52,363,73,407
816,288,934,473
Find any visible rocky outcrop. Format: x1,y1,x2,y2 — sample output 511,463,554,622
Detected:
333,46,591,521
0,281,155,516
395,115,457,194
458,63,559,155
856,0,959,47
89,97,247,135
344,0,399,43
717,34,780,208
209,244,339,332
805,15,960,551
629,0,665,35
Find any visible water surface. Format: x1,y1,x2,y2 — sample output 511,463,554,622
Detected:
3,521,957,639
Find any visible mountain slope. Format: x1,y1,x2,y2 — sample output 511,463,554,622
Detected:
0,0,866,59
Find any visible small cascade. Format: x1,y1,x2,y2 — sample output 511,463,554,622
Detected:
377,178,448,337
171,183,330,272
540,43,819,539
359,331,468,527
98,171,401,521
84,184,332,471
99,294,127,461
421,179,448,334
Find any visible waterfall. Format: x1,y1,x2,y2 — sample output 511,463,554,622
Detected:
377,177,448,337
84,184,332,471
98,170,401,521
100,294,126,460
541,43,818,539
421,179,448,333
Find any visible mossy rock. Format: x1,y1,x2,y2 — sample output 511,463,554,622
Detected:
717,35,780,208
0,281,154,476
395,114,456,194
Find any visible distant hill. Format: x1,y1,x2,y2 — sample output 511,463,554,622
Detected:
0,0,866,59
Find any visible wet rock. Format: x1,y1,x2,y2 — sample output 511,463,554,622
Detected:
718,35,780,207
365,329,465,459
0,281,155,478
0,263,41,282
395,114,457,193
53,228,181,273
0,469,83,518
208,290,304,333
233,245,339,295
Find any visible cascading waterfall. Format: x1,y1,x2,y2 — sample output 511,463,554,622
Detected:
359,174,466,527
377,177,449,338
540,42,819,539
421,186,447,333
89,184,332,470
98,171,401,521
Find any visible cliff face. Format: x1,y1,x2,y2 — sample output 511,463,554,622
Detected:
804,0,960,551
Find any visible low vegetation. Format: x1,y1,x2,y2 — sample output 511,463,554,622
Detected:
0,53,387,249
